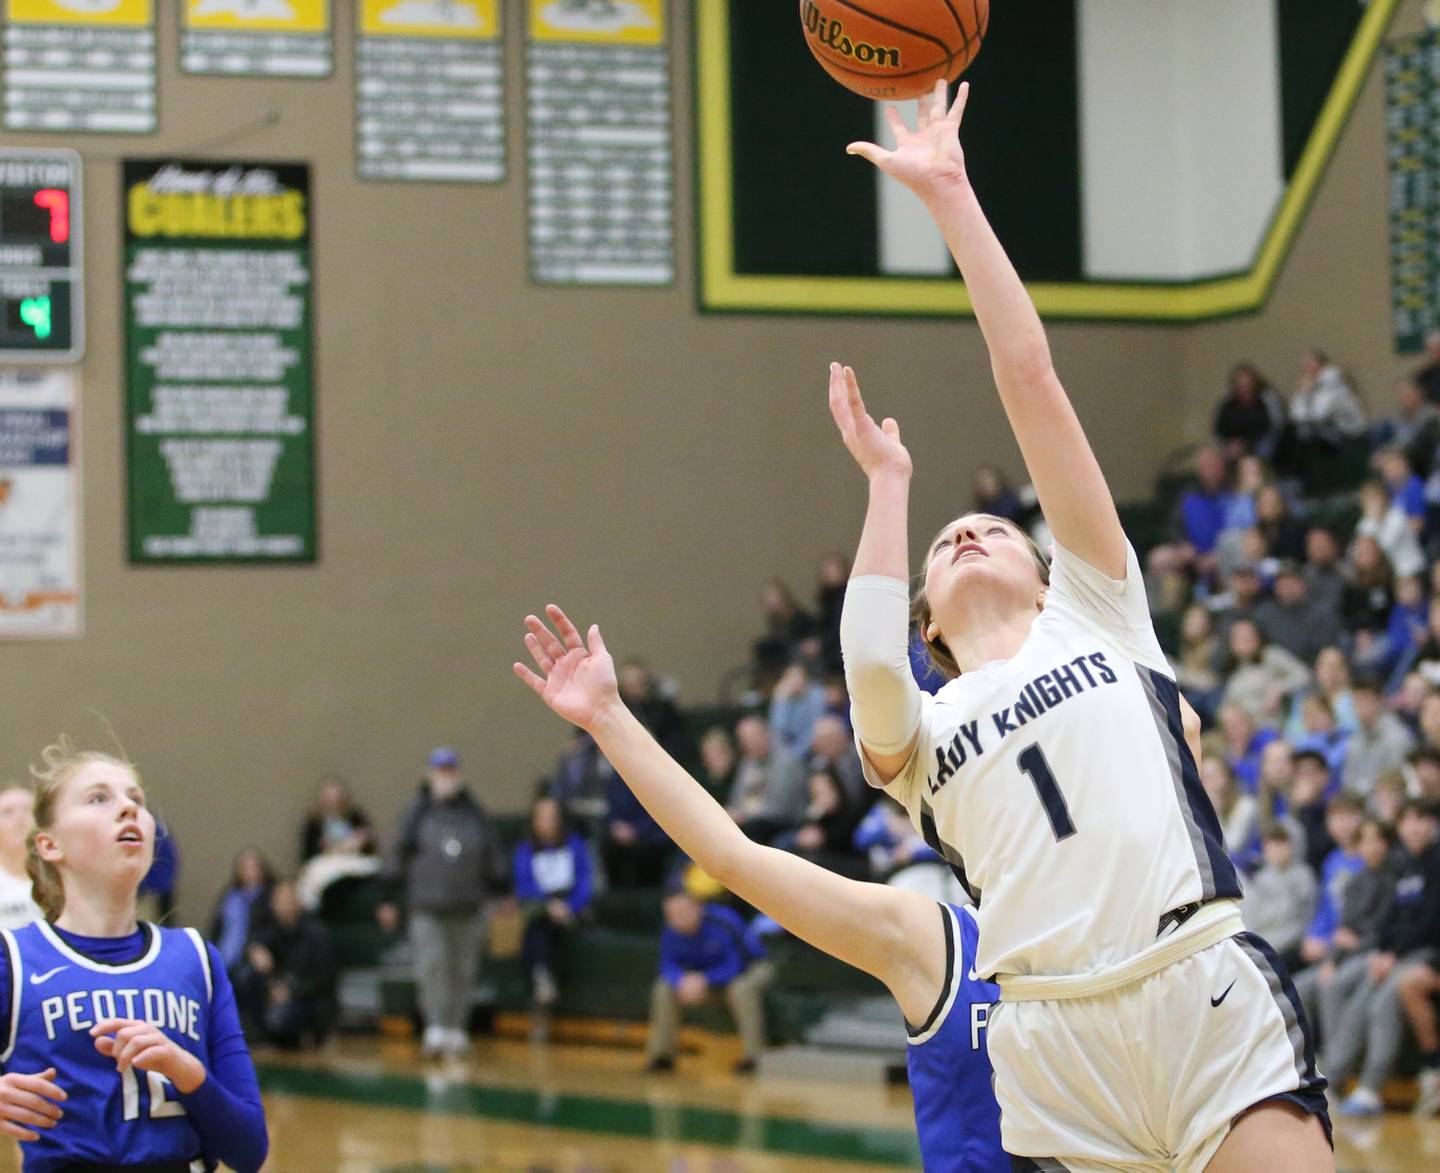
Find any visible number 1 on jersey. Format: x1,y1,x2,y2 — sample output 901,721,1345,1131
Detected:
1018,743,1077,841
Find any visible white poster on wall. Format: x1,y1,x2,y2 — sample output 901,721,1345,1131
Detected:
0,367,79,639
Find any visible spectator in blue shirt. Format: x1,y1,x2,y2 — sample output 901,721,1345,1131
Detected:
646,885,772,1074
210,847,274,974
1297,794,1367,970
1379,447,1427,528
1180,446,1232,559
768,661,828,758
513,796,593,1009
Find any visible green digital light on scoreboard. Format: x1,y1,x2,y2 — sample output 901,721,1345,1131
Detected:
0,149,82,363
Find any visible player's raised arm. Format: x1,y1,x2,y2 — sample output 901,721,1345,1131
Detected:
848,81,1126,580
513,606,944,1025
828,364,923,784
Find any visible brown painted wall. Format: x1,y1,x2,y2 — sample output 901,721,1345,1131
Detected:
1,0,1263,918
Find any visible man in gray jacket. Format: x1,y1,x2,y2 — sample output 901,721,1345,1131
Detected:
378,747,508,1058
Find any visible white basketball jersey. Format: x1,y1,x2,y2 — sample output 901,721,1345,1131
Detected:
867,541,1242,981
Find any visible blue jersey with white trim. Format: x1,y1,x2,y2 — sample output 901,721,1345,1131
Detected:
866,540,1241,979
906,904,1006,1173
0,921,212,1173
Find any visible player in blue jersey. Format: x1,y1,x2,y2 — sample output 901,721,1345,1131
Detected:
0,742,268,1173
515,605,1009,1173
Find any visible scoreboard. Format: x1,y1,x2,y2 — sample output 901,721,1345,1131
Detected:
0,150,82,363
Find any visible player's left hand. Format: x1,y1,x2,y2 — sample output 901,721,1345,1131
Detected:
90,1019,206,1096
846,80,971,204
514,605,622,732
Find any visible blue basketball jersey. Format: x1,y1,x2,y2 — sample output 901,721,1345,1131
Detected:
0,921,214,1173
906,903,1007,1173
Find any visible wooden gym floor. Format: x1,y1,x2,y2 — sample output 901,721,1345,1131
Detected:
0,1036,1434,1170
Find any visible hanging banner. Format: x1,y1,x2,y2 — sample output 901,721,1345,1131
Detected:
526,0,673,285
181,0,331,78
1386,32,1438,353
2,0,156,133
123,159,315,563
0,366,79,639
356,0,505,183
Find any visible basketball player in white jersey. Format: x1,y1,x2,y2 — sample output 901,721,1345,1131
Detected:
837,82,1331,1170
0,788,40,930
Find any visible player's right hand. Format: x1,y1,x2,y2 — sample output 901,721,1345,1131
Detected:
0,1066,66,1142
514,605,622,733
828,363,912,482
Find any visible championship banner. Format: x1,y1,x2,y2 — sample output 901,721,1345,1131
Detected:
1386,32,1440,354
2,0,156,133
181,0,331,77
0,366,79,639
123,159,315,563
356,0,505,183
526,0,673,285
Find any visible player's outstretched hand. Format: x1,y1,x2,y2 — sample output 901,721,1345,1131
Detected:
827,363,911,482
0,1067,66,1141
514,605,621,732
846,79,971,203
91,1019,205,1095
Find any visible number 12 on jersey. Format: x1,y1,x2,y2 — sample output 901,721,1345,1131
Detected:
1017,743,1077,841
120,1066,185,1121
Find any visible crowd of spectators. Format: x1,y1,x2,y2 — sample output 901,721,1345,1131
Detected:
1139,345,1440,1118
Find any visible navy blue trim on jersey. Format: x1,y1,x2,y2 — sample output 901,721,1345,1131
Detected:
1140,668,1242,902
1234,931,1333,1148
920,799,982,906
907,903,956,1039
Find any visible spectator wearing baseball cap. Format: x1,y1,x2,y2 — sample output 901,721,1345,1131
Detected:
377,746,509,1059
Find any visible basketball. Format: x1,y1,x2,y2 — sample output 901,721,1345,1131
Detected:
799,0,989,101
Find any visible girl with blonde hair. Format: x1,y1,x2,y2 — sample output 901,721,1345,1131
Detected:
0,742,267,1171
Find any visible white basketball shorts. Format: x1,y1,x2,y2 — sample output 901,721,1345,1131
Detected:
990,931,1330,1172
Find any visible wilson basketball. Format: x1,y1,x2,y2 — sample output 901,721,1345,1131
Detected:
799,0,989,101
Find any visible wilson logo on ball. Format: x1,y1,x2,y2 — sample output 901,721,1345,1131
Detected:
801,1,902,68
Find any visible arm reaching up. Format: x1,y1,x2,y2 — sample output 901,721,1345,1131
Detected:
513,605,945,1026
828,363,923,783
848,81,1127,580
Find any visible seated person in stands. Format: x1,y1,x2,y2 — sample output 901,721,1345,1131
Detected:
1214,361,1285,461
697,725,737,801
211,847,275,975
1325,801,1440,1118
601,770,671,889
296,775,382,911
1374,376,1440,476
549,729,616,831
1144,447,1232,600
768,661,828,759
1294,814,1392,1036
1278,348,1367,487
1244,826,1317,975
752,579,816,694
300,775,374,862
808,713,865,807
645,883,772,1075
783,767,863,865
235,879,337,1050
618,658,688,760
514,796,593,1008
1220,618,1311,726
726,714,807,844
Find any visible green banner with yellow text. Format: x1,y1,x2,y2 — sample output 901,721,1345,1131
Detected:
123,159,315,563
